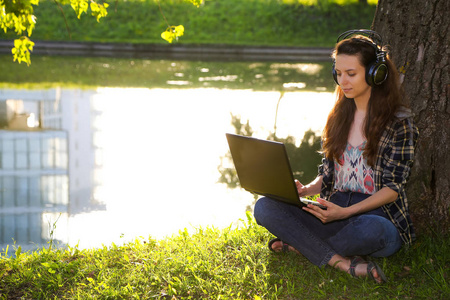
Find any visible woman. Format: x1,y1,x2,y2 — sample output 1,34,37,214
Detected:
253,30,419,284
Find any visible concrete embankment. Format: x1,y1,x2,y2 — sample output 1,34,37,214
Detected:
0,40,332,62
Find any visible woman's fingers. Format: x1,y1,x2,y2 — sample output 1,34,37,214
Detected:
295,180,308,196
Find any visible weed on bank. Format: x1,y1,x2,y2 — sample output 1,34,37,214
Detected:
0,212,448,299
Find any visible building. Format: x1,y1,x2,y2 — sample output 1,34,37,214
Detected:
0,88,105,254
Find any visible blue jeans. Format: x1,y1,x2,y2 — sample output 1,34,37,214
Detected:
253,191,402,267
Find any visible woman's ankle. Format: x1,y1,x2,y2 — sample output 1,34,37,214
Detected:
328,254,350,272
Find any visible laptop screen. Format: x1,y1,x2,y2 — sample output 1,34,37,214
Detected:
226,133,302,206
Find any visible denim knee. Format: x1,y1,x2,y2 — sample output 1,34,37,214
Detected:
370,218,402,257
329,215,402,257
253,197,271,225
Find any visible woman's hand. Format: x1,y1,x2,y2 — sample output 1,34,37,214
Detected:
295,179,308,197
302,198,349,223
295,176,322,197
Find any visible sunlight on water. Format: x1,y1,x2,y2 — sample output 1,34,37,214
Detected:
0,87,335,251
64,88,335,249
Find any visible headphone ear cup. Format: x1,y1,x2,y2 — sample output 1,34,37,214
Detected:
366,62,388,86
332,61,339,85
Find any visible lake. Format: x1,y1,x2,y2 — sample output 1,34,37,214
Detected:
0,56,336,254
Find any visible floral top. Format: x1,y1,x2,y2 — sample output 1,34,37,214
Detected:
318,108,419,246
334,141,375,194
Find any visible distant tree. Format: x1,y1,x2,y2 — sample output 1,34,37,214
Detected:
0,0,202,65
372,0,450,233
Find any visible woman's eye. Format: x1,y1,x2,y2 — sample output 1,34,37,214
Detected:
348,73,356,77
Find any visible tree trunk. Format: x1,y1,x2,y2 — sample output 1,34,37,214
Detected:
372,0,450,234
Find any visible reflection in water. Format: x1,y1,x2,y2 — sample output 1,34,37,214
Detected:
0,87,334,254
0,88,104,254
218,114,323,207
0,57,333,92
220,127,322,185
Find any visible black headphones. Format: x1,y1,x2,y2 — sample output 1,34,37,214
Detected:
332,29,388,86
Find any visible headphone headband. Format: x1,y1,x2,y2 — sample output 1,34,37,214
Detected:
337,29,383,47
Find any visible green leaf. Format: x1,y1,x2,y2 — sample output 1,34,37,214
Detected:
90,2,109,22
71,0,89,19
12,37,34,66
186,0,203,7
161,30,175,43
161,25,185,43
174,25,184,37
15,246,22,257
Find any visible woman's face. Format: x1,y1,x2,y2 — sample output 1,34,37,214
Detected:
335,54,372,101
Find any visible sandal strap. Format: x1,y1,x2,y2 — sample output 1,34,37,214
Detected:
268,238,291,253
367,261,388,283
348,256,365,278
268,238,282,252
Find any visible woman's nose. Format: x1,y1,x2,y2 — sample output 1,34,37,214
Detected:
339,74,348,85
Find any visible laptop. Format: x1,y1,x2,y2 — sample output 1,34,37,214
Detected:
226,133,323,208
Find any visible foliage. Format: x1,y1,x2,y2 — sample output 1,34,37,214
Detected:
0,0,202,65
158,0,202,43
1,0,377,50
161,24,185,43
0,213,448,298
1,0,376,65
0,0,108,65
10,36,34,64
62,0,109,20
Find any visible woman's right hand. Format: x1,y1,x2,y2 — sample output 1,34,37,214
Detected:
295,179,308,197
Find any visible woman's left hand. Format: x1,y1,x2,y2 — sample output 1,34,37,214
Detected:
302,198,349,223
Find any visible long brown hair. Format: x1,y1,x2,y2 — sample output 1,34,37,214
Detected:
322,36,404,167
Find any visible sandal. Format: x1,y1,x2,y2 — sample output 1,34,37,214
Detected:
348,256,365,277
348,256,387,283
367,261,387,283
268,238,290,253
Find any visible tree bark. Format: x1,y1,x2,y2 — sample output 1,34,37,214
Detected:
372,0,450,234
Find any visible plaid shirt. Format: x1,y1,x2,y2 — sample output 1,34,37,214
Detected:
318,108,419,245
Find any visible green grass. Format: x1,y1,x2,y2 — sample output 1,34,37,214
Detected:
1,212,449,299
1,0,377,48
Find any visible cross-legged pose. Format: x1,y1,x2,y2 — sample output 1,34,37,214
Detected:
254,29,418,284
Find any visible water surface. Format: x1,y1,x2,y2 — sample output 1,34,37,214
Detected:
0,58,335,253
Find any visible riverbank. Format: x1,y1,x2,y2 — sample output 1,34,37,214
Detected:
0,40,332,62
1,214,449,299
1,0,377,63
17,0,376,47
1,0,377,64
